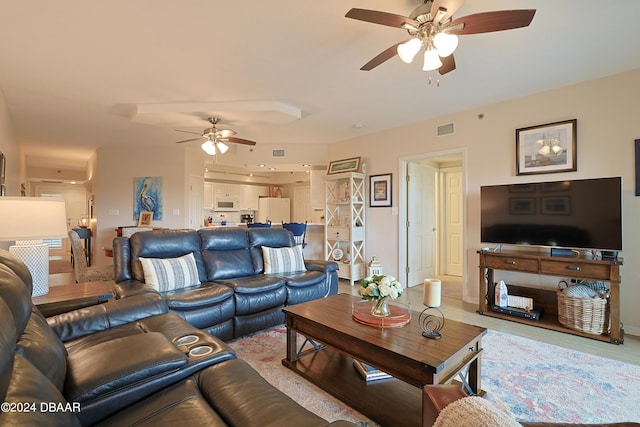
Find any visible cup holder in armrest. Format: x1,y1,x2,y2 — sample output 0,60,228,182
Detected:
173,335,200,346
189,346,213,357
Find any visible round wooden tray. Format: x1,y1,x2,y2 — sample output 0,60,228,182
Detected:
352,301,411,328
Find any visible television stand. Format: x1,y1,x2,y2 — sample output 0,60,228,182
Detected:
477,250,623,344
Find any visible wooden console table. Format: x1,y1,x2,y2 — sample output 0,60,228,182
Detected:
478,250,623,344
32,281,113,317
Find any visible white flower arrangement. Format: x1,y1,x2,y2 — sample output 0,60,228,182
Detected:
358,275,403,301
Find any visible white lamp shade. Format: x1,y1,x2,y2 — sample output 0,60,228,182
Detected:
0,197,68,241
397,38,422,63
433,32,458,57
201,140,217,155
422,48,443,71
216,141,229,154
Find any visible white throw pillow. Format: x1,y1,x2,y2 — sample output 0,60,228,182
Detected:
434,396,521,427
262,246,306,274
139,253,201,292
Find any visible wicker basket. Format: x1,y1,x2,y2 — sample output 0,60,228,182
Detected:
557,291,610,335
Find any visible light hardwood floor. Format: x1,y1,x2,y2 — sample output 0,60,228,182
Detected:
339,277,640,366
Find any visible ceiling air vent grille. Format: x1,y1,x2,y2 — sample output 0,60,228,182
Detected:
272,149,285,157
436,122,455,137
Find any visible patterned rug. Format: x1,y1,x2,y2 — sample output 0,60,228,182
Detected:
228,326,640,425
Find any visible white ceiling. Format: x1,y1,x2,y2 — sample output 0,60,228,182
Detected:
1,0,640,172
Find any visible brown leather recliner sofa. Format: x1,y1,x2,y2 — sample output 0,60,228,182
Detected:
113,227,339,340
0,249,355,427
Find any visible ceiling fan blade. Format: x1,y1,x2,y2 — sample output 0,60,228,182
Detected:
438,54,456,75
430,0,464,22
223,137,256,146
175,137,203,144
215,129,237,138
345,8,418,29
360,40,408,71
174,129,202,135
448,10,536,35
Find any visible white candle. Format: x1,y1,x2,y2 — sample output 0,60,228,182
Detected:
423,279,442,308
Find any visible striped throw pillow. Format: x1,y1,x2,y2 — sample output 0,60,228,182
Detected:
262,246,306,274
139,253,201,292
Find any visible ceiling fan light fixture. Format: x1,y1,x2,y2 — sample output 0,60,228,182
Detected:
397,38,422,63
422,47,442,71
216,141,229,154
201,140,217,155
433,32,458,57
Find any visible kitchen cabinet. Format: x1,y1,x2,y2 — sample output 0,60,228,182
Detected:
214,183,240,197
240,185,268,211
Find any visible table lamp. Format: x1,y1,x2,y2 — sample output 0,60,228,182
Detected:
0,197,68,296
419,278,445,339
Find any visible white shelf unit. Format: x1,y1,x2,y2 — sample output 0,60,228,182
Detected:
325,172,366,285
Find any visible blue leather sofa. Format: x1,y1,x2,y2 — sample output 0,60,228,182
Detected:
113,227,339,340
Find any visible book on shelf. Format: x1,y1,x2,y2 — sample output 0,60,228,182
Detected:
353,359,392,382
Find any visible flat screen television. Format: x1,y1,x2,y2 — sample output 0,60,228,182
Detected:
480,177,622,251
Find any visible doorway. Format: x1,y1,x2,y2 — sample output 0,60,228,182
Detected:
400,150,466,298
33,182,88,254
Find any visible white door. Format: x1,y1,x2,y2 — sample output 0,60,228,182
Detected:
443,169,463,276
189,175,204,229
406,162,437,287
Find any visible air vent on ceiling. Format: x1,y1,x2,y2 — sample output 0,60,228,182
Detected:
436,122,455,137
272,149,285,157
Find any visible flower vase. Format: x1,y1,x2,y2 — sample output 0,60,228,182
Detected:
371,296,391,317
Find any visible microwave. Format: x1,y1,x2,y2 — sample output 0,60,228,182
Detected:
214,195,240,211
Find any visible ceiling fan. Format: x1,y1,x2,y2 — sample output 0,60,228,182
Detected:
175,117,257,155
345,0,535,77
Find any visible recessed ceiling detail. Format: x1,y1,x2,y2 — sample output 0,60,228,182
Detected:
130,100,303,127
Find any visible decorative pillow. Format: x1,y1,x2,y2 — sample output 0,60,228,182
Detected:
139,253,201,292
434,396,521,427
262,246,306,274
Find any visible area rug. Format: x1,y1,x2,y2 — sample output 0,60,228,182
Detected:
228,326,640,425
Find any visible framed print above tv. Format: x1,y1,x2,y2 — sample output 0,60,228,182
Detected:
516,119,577,175
369,173,392,207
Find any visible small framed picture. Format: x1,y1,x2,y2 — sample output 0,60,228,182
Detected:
327,157,361,175
138,211,153,226
369,173,392,207
516,119,577,175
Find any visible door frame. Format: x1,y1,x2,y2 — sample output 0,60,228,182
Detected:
398,148,468,297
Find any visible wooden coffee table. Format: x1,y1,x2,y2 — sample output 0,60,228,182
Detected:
282,293,486,427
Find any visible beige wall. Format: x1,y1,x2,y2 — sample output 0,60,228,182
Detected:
93,144,203,266
328,69,640,335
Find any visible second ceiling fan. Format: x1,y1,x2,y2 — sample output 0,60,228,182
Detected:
345,0,536,76
175,117,256,155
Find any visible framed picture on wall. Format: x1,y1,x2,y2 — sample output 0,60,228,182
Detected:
516,119,577,175
327,157,361,174
369,173,392,207
138,211,153,226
